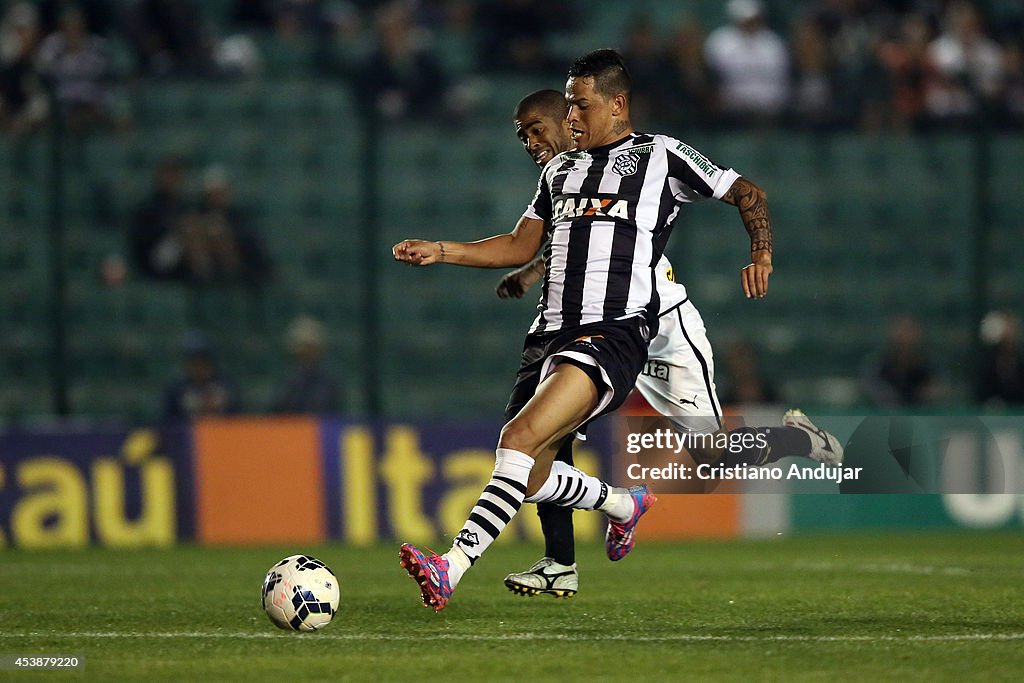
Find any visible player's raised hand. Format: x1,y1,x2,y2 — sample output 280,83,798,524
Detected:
496,272,527,299
741,258,772,299
393,239,442,266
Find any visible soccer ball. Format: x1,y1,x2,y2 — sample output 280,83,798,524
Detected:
262,555,340,631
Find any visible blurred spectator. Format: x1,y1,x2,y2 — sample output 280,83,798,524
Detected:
163,332,241,419
704,0,790,124
434,0,478,77
478,0,570,74
358,1,447,119
978,311,1024,406
320,1,371,78
862,316,942,407
36,0,118,37
621,17,667,126
233,0,328,36
270,315,341,414
36,5,120,131
121,0,213,76
870,14,933,130
0,2,48,134
721,341,779,406
1003,39,1024,126
663,19,713,128
213,33,264,79
924,1,1004,125
236,0,331,76
129,156,190,282
180,165,272,286
791,13,836,127
812,0,899,129
273,0,330,39
100,252,127,288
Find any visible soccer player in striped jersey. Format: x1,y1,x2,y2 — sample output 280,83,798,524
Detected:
499,89,842,598
393,49,841,611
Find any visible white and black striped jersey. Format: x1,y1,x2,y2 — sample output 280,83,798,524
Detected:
523,133,739,335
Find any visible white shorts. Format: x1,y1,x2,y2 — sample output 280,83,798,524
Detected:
633,299,723,435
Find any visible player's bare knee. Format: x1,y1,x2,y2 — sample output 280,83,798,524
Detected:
498,418,543,456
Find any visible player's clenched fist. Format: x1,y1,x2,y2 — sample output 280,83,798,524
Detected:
393,239,442,266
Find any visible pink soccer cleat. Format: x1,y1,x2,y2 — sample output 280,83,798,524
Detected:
399,543,453,612
605,485,657,561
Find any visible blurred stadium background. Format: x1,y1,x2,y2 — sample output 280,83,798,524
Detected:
1,0,1023,551
2,1,1023,677
1,0,1022,422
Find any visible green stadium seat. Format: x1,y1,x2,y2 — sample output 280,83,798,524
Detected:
194,84,264,122
258,40,316,79
135,82,199,125
195,0,235,30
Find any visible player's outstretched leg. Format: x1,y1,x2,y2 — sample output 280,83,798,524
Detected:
605,484,657,561
504,557,578,598
783,409,844,465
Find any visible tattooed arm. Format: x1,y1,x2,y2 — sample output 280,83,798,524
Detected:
720,177,773,299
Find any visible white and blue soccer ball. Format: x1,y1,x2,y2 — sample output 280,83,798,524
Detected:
262,555,340,631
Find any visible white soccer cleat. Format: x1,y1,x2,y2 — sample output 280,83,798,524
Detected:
783,409,844,465
503,557,578,598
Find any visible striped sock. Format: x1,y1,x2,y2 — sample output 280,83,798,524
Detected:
525,461,609,510
446,448,533,584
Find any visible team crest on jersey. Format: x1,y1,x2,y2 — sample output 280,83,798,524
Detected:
613,152,640,177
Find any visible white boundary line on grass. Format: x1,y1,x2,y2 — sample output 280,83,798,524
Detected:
793,560,974,576
2,631,1023,643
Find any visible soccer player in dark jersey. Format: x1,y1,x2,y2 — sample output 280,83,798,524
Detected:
393,49,841,611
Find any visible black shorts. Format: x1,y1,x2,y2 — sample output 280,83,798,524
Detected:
504,316,649,429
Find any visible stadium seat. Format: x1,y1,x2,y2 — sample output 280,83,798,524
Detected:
257,39,316,78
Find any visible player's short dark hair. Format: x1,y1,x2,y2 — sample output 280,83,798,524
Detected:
514,89,567,121
567,48,632,103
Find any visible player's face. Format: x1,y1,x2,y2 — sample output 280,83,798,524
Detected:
565,76,624,150
514,109,573,167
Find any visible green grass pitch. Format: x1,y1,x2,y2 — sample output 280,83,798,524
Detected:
1,532,1023,681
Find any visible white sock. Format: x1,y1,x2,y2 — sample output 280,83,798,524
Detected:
598,488,635,523
443,545,472,588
